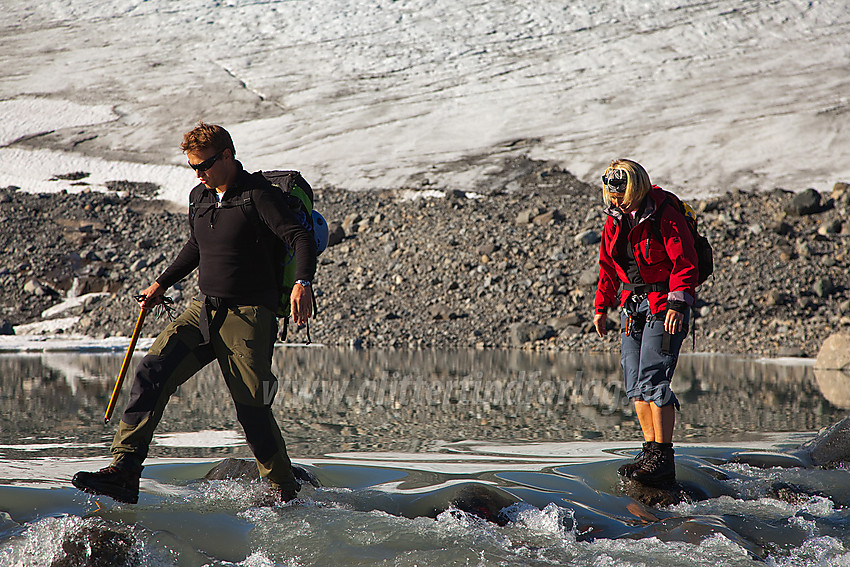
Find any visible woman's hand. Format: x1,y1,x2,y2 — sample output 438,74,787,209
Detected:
664,308,684,335
593,312,608,337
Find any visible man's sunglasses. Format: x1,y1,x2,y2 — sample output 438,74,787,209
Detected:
602,173,627,193
189,151,224,172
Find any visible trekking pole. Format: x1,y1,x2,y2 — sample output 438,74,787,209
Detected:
104,307,147,424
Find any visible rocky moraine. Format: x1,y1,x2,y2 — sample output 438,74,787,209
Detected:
1,158,848,358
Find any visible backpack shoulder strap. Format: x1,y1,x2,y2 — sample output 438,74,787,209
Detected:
649,196,670,239
188,184,215,229
262,170,314,213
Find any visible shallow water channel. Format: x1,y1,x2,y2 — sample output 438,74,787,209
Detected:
0,348,848,566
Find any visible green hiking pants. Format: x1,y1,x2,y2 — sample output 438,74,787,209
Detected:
110,298,297,491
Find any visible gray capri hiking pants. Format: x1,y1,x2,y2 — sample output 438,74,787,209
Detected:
620,295,689,409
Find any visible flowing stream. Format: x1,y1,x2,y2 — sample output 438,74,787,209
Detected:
0,348,848,566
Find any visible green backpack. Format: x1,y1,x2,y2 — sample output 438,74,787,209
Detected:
258,170,316,318
244,171,324,339
189,170,324,339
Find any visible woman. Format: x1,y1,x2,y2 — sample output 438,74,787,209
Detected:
593,159,698,487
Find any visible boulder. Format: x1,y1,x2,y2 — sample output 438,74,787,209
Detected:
516,208,543,224
204,458,321,487
793,416,850,467
50,520,135,567
818,218,843,235
786,188,822,216
532,210,563,224
24,279,52,296
812,277,835,298
832,182,849,202
327,222,346,247
815,332,850,371
509,322,555,345
578,267,599,287
204,457,259,481
574,230,600,246
813,333,850,410
341,213,362,233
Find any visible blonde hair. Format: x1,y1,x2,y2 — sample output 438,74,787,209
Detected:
602,159,651,210
181,122,235,156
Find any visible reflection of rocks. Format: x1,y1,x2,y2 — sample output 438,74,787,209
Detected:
814,332,850,409
1,350,848,459
813,368,850,409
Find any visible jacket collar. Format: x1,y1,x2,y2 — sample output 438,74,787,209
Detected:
200,161,247,202
604,186,665,225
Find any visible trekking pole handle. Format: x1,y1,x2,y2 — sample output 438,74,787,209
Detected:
104,307,147,424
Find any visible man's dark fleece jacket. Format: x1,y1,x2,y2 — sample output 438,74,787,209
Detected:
156,164,317,310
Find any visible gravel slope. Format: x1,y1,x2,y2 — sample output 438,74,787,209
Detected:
2,157,848,357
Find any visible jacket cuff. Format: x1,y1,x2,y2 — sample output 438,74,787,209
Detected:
667,290,694,305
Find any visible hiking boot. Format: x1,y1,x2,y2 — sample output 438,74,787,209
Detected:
72,465,142,504
618,441,655,478
630,443,675,487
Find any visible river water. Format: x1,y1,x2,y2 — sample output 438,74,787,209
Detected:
0,348,848,566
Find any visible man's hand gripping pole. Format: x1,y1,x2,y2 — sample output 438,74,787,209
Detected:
104,307,147,424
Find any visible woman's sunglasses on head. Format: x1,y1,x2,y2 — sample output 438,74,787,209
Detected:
602,172,627,193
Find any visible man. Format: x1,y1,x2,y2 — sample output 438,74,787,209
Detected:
73,122,316,504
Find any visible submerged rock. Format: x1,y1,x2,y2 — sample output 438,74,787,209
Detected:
203,457,321,487
768,482,829,505
794,416,850,467
204,457,259,481
419,482,520,526
50,520,137,567
618,478,716,508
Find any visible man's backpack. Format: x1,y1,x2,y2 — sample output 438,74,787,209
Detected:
252,170,326,319
653,193,714,286
228,170,327,342
187,170,326,339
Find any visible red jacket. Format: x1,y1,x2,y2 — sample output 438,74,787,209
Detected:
595,187,699,315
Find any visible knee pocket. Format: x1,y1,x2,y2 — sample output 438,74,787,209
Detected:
149,320,200,358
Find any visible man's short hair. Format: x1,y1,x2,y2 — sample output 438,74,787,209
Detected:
181,122,235,156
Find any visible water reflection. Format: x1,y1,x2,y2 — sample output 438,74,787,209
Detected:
814,367,850,409
0,350,841,460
